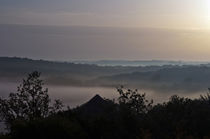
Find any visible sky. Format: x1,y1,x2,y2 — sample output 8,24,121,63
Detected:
0,0,210,61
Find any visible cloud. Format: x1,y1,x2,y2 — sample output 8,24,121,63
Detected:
1,24,210,61
0,0,208,29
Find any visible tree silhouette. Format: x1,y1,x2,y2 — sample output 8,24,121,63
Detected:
0,71,63,127
117,86,153,114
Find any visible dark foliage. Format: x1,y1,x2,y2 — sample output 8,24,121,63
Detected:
2,72,210,138
0,71,63,128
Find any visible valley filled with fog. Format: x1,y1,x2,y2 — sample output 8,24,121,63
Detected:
0,57,209,107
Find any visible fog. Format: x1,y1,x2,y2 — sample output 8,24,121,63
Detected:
0,77,206,133
0,81,206,108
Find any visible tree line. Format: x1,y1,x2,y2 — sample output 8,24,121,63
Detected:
1,71,210,139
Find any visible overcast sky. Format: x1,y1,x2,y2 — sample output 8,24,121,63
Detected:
1,0,210,61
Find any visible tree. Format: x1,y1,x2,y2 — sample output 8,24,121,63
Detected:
0,71,63,127
117,86,153,114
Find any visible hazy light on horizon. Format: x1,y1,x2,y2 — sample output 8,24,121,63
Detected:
0,0,210,61
0,0,210,29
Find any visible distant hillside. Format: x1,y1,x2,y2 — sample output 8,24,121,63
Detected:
1,57,210,93
74,60,209,66
0,57,168,85
96,65,210,92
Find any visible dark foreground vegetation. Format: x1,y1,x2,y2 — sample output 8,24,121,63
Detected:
1,72,210,139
